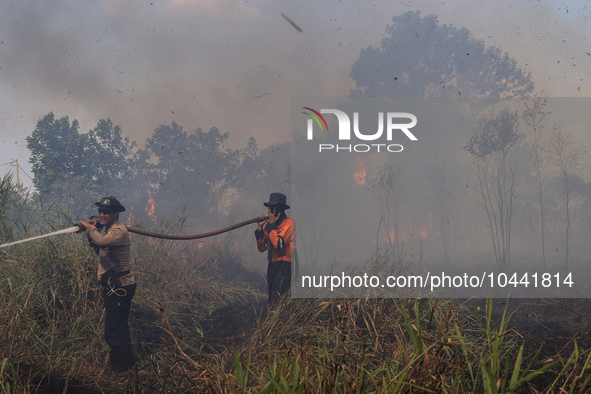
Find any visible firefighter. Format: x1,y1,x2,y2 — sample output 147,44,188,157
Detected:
77,196,136,374
255,192,296,309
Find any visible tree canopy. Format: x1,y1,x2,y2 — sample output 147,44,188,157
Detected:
350,11,534,98
24,112,288,222
143,122,241,218
26,113,88,196
26,113,139,207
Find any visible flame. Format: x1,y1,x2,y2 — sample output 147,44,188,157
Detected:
374,212,438,245
413,214,435,239
146,197,156,223
419,225,428,239
353,157,367,185
127,206,134,226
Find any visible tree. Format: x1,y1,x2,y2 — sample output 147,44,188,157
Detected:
370,164,406,259
231,139,291,215
426,160,458,263
522,98,551,268
547,124,587,271
27,113,141,211
26,113,89,197
350,11,534,98
87,119,137,195
465,109,524,269
348,11,534,268
144,122,240,221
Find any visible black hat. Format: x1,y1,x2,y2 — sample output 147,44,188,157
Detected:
94,196,126,212
263,192,290,209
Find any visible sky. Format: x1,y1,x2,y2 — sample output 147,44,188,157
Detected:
0,0,590,189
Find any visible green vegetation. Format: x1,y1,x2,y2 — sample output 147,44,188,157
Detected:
349,11,534,98
24,112,286,224
1,181,591,393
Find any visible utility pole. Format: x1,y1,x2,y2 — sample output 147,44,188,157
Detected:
14,159,19,188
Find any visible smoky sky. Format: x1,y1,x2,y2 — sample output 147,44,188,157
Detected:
1,0,591,188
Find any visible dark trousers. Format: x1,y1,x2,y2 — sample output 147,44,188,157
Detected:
103,283,136,373
267,260,291,309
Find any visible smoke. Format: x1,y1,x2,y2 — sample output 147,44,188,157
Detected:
289,97,591,298
0,0,362,151
2,0,591,169
3,1,591,297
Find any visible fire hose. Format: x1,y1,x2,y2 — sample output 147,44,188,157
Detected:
0,216,267,249
125,216,266,240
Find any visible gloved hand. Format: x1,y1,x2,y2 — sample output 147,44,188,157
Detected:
88,216,103,230
75,219,103,233
75,222,88,233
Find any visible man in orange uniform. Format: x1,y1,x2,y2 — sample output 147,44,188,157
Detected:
255,192,296,309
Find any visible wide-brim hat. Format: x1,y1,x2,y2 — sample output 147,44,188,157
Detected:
263,192,290,209
94,196,126,212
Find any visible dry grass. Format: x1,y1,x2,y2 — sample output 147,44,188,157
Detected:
1,191,591,392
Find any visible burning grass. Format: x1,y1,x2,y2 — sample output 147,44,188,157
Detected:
1,201,591,392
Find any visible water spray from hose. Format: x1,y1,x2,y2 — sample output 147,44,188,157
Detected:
0,226,80,249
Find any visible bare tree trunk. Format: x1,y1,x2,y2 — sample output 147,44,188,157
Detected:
547,124,585,272
426,161,457,264
465,109,523,270
565,176,570,271
370,164,405,260
538,177,547,268
522,98,550,268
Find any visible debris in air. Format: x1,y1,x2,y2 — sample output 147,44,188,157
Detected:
281,13,302,33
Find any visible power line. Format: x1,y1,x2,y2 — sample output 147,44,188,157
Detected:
17,163,33,181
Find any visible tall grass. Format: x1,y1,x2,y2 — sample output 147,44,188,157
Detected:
209,297,591,393
0,191,266,392
1,180,591,392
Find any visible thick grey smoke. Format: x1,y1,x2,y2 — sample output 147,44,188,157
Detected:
0,0,361,152
291,98,591,298
2,1,591,298
2,0,589,168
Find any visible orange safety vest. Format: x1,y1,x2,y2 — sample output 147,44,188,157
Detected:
255,216,296,263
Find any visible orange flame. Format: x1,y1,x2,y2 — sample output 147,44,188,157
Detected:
353,157,367,185
374,212,438,245
146,197,156,223
419,225,428,239
127,206,134,226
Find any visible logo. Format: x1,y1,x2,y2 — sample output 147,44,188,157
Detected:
302,107,329,136
303,108,417,153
